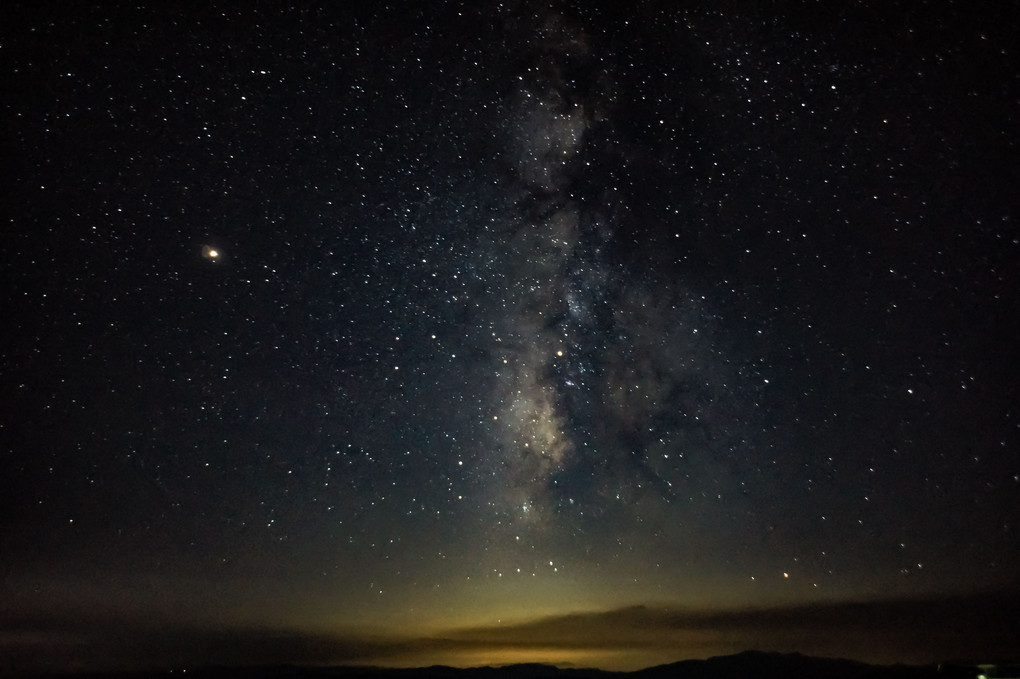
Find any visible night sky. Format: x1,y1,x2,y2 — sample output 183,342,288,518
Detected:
2,1,1019,674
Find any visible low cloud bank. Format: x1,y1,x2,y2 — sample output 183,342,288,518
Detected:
3,592,1018,674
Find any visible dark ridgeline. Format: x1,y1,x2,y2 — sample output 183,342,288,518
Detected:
19,652,948,679
635,651,939,679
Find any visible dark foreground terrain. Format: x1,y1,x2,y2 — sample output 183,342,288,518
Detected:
25,651,950,679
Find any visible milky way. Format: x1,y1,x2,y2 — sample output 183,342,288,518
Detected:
470,14,758,543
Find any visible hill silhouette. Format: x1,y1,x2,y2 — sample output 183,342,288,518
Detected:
22,651,944,679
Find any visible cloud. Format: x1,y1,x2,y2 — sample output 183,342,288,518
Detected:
437,592,1020,666
5,592,1017,674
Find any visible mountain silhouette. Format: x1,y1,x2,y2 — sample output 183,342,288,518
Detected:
24,652,947,679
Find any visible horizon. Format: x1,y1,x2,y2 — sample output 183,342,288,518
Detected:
5,591,1019,673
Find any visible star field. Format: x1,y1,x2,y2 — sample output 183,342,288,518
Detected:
2,1,1018,673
